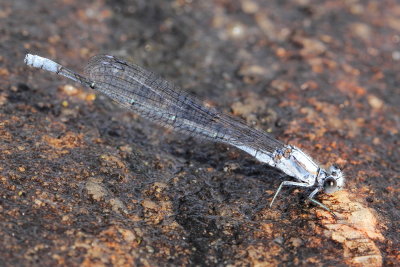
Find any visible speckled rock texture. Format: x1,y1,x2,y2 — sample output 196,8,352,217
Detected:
0,0,398,266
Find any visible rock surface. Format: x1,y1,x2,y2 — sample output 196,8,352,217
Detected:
0,0,399,266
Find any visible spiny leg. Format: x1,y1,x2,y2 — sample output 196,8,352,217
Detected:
269,181,312,208
308,188,337,218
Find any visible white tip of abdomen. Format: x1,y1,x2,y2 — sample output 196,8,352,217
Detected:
24,54,59,73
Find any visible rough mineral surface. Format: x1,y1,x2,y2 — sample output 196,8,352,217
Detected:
0,0,398,266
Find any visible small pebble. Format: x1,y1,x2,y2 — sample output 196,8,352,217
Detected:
273,236,284,245
62,100,68,107
146,246,154,253
392,51,400,61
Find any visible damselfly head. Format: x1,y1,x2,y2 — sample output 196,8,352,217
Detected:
322,165,345,194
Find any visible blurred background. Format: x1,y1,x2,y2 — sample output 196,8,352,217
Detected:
0,0,399,266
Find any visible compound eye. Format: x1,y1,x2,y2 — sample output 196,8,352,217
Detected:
323,177,338,194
